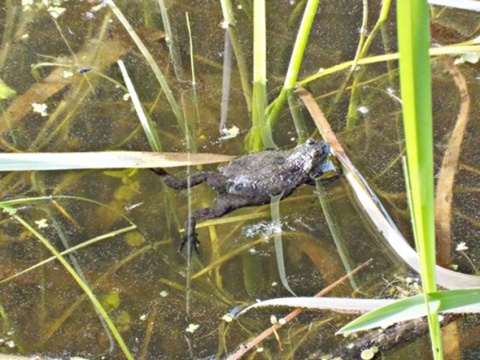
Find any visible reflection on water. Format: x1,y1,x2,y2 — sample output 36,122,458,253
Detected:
0,0,479,359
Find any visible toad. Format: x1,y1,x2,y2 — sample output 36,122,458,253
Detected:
152,138,334,254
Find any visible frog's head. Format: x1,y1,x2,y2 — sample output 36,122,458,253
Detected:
287,138,330,179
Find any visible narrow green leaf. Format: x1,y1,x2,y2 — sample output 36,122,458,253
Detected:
339,288,480,334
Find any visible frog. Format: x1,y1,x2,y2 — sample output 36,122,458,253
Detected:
151,138,334,255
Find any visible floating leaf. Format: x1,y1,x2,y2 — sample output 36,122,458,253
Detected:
0,78,16,100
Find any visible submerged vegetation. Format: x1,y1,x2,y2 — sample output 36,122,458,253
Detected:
0,0,479,358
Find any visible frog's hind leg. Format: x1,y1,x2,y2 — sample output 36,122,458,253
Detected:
179,196,251,255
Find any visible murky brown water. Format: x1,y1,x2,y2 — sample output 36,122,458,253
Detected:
0,1,479,359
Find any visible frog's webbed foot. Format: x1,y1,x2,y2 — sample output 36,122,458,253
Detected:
178,196,250,256
179,217,200,256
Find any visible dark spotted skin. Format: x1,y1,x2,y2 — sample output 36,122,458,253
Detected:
152,139,332,255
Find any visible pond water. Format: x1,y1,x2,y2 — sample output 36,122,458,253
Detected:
0,0,479,359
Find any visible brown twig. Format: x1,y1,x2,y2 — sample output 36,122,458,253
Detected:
327,313,459,358
226,259,373,360
435,56,471,268
294,87,348,158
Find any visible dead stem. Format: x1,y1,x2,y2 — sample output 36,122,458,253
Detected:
435,56,471,268
226,259,373,360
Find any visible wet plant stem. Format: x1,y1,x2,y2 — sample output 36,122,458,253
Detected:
266,0,320,130
345,0,393,129
157,0,185,80
105,0,196,153
219,31,232,134
220,0,252,113
249,0,275,150
329,0,369,119
118,60,161,152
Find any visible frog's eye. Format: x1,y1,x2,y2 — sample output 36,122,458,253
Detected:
306,138,316,146
320,142,330,156
233,183,246,191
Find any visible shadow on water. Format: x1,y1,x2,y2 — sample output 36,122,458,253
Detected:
0,1,479,359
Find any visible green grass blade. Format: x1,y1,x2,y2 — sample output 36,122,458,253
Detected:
266,0,320,127
157,0,185,80
0,225,136,284
248,0,275,150
105,0,196,153
270,193,296,296
6,210,134,360
398,0,436,296
298,44,480,86
220,0,253,113
396,0,442,357
118,59,161,152
339,288,480,334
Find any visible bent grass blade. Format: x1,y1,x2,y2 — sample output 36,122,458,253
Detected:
295,86,480,290
0,151,234,171
4,211,134,360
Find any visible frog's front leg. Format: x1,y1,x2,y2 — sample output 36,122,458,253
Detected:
151,168,222,190
179,195,252,254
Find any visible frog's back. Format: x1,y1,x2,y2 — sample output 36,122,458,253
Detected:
221,149,288,177
219,149,304,198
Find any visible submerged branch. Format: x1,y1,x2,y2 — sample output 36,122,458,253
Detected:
434,57,471,268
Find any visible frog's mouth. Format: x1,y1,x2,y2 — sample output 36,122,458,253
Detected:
315,141,330,161
308,141,330,175
310,155,340,181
